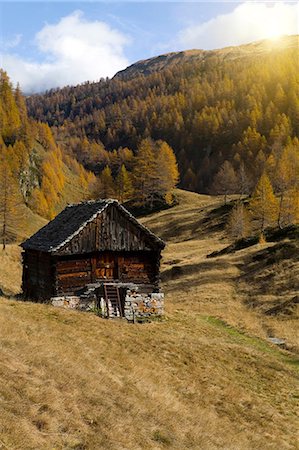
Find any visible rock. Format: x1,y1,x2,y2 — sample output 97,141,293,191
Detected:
268,337,286,346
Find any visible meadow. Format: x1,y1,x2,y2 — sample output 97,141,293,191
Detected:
0,190,298,449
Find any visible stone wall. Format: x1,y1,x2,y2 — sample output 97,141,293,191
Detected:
51,287,165,322
123,291,164,322
51,295,95,311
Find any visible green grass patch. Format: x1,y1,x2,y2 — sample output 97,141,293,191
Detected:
201,315,299,370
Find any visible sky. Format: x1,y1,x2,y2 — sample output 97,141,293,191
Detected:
0,1,298,93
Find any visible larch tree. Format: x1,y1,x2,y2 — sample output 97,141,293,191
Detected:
211,160,238,204
0,70,21,144
280,188,299,226
183,167,197,191
250,172,278,233
273,143,299,227
30,188,49,218
132,138,157,205
155,141,179,204
227,202,251,240
132,139,179,206
0,160,23,250
236,162,251,199
115,164,133,203
97,166,115,199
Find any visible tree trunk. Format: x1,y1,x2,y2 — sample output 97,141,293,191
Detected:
277,193,284,229
2,222,6,251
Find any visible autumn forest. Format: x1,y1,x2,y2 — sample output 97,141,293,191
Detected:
0,36,298,246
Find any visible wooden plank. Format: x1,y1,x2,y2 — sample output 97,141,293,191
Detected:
91,257,96,282
57,271,91,280
56,259,91,269
54,204,158,256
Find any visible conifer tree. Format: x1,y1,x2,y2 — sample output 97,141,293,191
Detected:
236,162,251,199
155,141,179,203
0,70,21,144
250,173,278,233
30,188,50,218
281,188,299,226
133,138,157,205
211,160,238,204
183,167,197,191
0,160,22,249
273,143,299,227
115,164,133,203
227,202,251,240
97,166,115,199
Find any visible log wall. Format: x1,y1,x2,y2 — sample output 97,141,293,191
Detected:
54,250,160,295
22,204,163,300
22,251,55,301
55,257,92,294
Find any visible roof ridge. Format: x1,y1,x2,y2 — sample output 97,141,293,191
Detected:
21,199,165,252
66,198,118,208
51,201,112,251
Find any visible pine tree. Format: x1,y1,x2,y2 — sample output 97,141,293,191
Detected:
250,173,278,233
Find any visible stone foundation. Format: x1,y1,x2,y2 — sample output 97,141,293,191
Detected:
51,285,164,322
123,291,164,322
51,295,96,311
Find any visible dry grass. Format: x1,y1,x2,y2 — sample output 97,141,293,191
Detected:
0,189,298,450
0,205,45,296
0,246,22,295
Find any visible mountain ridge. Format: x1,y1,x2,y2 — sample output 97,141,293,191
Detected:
25,34,299,195
114,35,298,80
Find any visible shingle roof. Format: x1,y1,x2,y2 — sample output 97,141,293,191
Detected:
21,199,165,253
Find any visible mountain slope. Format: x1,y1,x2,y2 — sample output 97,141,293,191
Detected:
115,35,298,80
0,70,96,234
0,189,298,449
26,35,299,193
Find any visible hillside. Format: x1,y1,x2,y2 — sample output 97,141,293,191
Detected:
0,70,96,231
26,35,299,193
115,35,297,80
1,190,298,449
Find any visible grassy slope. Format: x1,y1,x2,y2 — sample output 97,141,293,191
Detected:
0,190,298,450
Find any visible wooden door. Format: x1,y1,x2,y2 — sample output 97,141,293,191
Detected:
94,252,118,280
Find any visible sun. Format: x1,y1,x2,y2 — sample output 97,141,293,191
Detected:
261,4,293,42
264,23,284,41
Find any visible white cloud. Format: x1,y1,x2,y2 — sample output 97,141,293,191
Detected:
0,11,130,93
1,34,23,50
178,2,298,50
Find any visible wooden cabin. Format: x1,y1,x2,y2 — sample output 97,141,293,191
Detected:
21,200,165,315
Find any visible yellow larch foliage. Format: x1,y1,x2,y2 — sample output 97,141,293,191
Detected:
115,164,133,203
0,160,23,249
250,172,278,232
156,141,179,203
30,188,49,218
96,166,115,199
